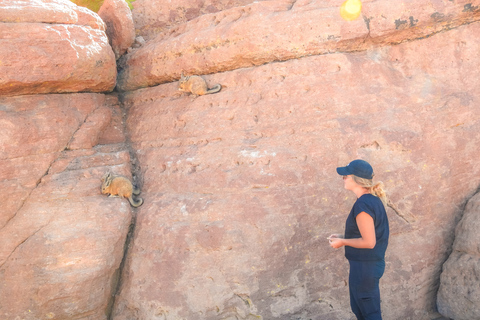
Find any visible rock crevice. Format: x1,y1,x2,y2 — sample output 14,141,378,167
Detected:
106,94,144,320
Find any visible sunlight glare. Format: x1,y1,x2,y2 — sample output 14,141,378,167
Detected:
340,0,362,21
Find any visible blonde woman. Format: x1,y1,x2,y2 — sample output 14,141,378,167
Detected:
329,159,389,320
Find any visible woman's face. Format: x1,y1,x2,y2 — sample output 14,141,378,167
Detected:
343,175,356,190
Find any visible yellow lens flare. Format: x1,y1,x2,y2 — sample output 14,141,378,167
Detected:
340,0,362,21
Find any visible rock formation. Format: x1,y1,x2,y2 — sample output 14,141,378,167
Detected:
98,0,136,59
0,93,132,320
0,1,129,319
1,0,480,319
111,20,480,319
116,0,480,91
0,0,116,96
437,191,480,320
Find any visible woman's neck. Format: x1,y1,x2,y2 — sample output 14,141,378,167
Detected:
353,187,370,199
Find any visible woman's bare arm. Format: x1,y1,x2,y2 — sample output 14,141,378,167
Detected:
329,212,376,249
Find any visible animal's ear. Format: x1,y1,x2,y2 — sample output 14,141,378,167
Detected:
102,172,110,182
103,172,114,184
180,72,185,80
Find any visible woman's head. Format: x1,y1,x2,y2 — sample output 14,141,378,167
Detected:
337,160,387,205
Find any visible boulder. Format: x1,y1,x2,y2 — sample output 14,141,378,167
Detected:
0,0,81,25
0,0,106,31
0,0,116,97
98,0,136,60
111,21,480,319
437,192,480,319
116,0,480,91
0,93,133,319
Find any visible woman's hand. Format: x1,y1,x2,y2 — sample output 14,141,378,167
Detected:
328,234,344,249
329,237,344,249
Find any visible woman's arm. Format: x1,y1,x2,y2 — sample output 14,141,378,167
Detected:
329,212,376,249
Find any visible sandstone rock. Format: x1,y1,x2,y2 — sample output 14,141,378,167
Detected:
97,94,128,146
116,0,366,91
0,0,106,30
68,105,113,150
130,0,256,41
98,0,136,60
0,0,78,24
0,0,116,97
112,21,480,319
3,1,480,319
116,0,480,92
437,192,480,319
0,93,133,319
74,4,107,30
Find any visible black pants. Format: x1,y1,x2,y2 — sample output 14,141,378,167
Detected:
348,259,385,320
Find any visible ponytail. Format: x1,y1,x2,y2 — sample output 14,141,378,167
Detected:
371,181,387,206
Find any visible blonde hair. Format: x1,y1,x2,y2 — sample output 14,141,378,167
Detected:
352,175,387,206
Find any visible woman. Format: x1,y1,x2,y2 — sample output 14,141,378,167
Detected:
329,159,389,320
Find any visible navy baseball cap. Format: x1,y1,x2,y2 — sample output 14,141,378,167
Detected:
336,159,374,179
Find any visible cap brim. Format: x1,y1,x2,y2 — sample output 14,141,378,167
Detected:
336,166,350,176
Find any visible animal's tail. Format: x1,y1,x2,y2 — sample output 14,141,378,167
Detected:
128,196,143,207
133,185,141,195
206,84,222,94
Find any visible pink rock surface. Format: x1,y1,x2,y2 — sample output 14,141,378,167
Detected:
0,0,78,24
98,0,136,59
2,1,480,319
0,0,116,97
437,192,480,319
111,21,480,319
0,93,133,319
0,0,106,29
130,0,257,41
116,0,480,91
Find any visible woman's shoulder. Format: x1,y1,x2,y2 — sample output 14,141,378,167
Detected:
356,194,384,210
352,195,385,221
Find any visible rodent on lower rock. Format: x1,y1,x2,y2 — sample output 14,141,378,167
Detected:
101,172,143,207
